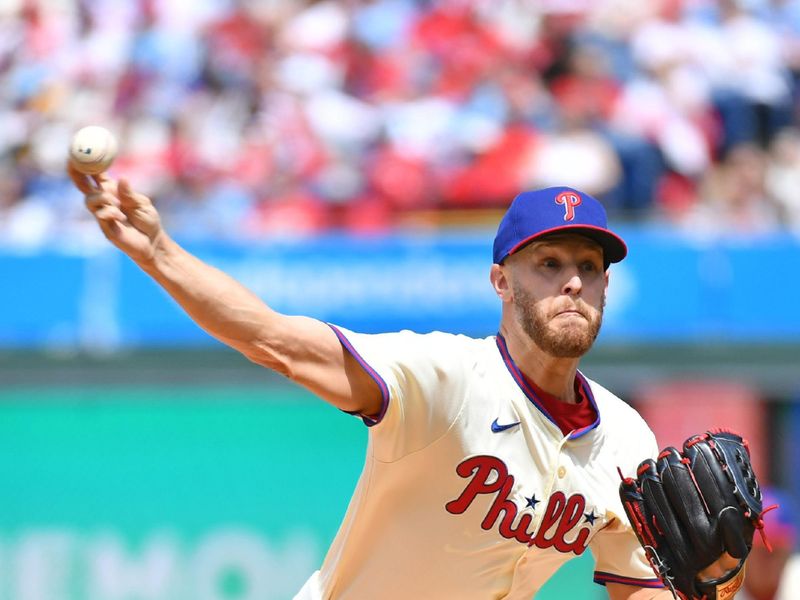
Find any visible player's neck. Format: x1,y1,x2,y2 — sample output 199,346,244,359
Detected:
499,325,581,404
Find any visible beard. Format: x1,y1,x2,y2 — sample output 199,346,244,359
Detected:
512,283,604,358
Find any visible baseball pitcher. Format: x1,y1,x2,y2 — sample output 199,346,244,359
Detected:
70,162,769,599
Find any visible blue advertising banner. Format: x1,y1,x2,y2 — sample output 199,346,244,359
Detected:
2,227,797,349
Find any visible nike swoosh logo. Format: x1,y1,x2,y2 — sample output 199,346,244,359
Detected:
491,418,521,433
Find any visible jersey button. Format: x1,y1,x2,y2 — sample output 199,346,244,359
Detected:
557,466,567,478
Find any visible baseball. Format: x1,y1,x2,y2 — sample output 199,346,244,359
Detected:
69,126,118,175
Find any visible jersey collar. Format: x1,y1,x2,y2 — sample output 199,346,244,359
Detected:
495,333,601,440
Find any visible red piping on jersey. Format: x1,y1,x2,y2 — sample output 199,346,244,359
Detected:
593,571,664,588
495,334,601,439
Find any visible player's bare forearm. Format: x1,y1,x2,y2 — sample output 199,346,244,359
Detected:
138,236,384,412
139,234,295,361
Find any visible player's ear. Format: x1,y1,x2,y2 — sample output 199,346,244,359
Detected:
490,264,513,302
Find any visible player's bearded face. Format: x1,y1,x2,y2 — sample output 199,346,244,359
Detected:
512,283,604,358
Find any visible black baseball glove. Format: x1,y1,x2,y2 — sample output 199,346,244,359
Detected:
619,430,768,600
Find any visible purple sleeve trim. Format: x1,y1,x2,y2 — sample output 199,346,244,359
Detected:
327,324,390,427
593,571,664,588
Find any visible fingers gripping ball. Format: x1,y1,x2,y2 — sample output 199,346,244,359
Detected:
619,430,770,600
69,126,118,175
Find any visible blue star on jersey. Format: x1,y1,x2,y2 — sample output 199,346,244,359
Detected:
526,494,540,509
584,511,598,525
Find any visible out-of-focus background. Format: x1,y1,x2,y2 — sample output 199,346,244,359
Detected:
3,0,800,598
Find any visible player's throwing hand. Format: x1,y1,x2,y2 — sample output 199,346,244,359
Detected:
68,162,163,264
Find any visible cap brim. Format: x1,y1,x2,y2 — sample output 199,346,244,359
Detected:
507,224,628,264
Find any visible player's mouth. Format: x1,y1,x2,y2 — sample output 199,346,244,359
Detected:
554,308,587,319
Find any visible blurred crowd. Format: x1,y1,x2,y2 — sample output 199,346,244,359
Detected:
5,0,800,243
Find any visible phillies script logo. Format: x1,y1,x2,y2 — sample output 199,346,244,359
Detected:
445,455,591,554
555,191,582,221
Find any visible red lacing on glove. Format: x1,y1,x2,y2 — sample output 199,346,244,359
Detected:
706,427,751,455
617,466,630,484
651,514,664,536
680,456,712,515
707,427,740,436
754,504,779,553
631,498,658,546
617,467,659,547
685,433,710,448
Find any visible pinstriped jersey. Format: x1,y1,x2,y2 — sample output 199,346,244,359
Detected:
297,327,663,600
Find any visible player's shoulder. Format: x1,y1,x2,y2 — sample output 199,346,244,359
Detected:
398,329,487,346
331,325,492,364
365,328,489,350
428,330,497,351
415,330,500,357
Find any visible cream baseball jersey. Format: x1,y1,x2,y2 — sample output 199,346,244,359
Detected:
294,326,663,600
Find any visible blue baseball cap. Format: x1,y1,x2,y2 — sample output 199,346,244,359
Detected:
492,186,627,266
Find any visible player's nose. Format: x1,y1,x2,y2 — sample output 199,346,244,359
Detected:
562,272,583,296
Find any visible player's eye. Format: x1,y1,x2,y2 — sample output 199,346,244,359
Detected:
580,261,600,273
542,258,560,269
